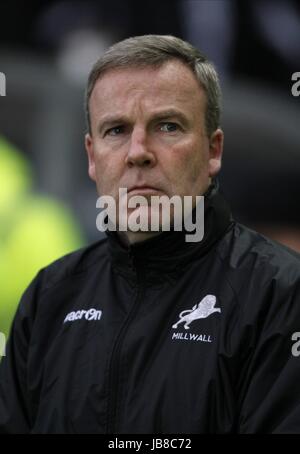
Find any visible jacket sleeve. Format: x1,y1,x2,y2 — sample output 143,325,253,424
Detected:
238,270,300,433
0,274,41,434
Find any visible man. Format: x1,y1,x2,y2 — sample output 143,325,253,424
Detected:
1,35,300,434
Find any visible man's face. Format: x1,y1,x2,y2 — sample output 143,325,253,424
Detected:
85,60,223,234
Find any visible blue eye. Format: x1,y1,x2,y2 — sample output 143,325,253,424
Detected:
160,123,178,132
106,126,124,136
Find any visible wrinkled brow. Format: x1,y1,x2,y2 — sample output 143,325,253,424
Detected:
97,108,190,134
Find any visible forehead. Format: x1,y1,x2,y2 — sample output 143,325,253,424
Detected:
89,60,206,118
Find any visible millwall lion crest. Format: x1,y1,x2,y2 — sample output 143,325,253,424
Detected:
172,295,221,330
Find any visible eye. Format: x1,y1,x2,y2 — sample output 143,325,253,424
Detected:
105,125,125,136
159,122,179,132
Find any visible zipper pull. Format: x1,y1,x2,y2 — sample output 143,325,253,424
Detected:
128,248,135,271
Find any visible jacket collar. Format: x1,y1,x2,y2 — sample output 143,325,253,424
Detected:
106,179,233,284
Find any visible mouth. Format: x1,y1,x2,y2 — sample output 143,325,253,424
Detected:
127,186,162,195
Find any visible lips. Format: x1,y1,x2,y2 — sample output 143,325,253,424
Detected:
127,185,162,195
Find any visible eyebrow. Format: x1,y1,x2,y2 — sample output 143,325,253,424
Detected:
97,115,129,135
150,109,189,127
97,109,190,135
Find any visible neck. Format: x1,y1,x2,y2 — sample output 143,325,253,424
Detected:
118,230,162,245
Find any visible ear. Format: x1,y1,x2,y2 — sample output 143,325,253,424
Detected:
85,133,96,182
208,128,224,177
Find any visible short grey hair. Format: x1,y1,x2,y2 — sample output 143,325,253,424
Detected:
85,35,222,137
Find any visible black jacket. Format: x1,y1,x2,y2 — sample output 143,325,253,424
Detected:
1,182,300,434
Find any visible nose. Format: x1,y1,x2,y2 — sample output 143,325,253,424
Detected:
125,127,156,168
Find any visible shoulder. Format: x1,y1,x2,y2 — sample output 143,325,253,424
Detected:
215,222,300,320
218,222,300,283
34,237,109,295
215,224,300,362
6,238,109,347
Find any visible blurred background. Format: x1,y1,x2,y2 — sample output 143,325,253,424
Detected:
1,0,300,337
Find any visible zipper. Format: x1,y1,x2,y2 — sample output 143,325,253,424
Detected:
106,251,145,434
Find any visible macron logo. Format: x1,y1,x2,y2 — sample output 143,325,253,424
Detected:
64,308,102,323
